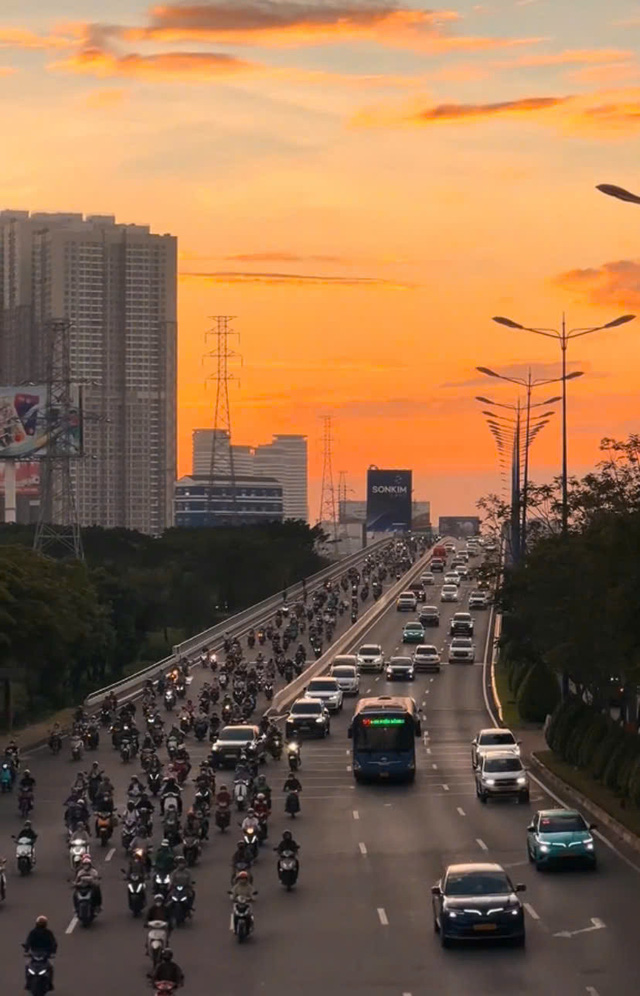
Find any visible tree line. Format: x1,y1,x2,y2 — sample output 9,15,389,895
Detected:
0,521,325,726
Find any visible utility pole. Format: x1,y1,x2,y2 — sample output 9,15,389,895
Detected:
34,318,83,560
204,317,241,525
318,416,338,543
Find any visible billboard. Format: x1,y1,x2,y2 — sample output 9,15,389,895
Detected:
0,461,40,496
438,516,481,538
0,386,81,458
366,468,412,532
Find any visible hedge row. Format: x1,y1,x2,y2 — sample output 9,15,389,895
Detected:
501,651,561,723
546,696,640,806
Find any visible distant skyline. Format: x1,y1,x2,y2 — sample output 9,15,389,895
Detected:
3,1,640,520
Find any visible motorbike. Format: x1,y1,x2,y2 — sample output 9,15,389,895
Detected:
182,834,200,867
148,770,162,797
163,812,181,847
121,824,137,853
126,871,146,917
287,743,301,772
153,871,172,899
120,739,133,763
233,780,250,811
257,816,268,843
164,689,176,712
147,919,169,967
71,738,83,762
285,791,300,818
232,897,255,942
194,717,208,741
269,735,283,761
15,836,34,875
277,850,299,890
166,736,179,760
242,825,259,860
264,683,274,702
75,884,97,927
18,789,34,819
48,733,62,756
69,835,89,871
96,812,114,846
215,805,231,832
154,983,177,996
25,954,53,996
169,883,192,926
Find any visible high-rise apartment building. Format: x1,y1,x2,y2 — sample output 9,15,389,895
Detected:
191,429,255,478
254,434,308,521
0,211,177,534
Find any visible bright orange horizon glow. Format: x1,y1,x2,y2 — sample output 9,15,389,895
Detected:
3,1,640,522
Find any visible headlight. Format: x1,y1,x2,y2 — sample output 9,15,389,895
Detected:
539,844,549,853
586,842,594,850
211,744,220,751
516,776,527,785
315,718,324,723
445,910,457,919
509,908,520,916
484,778,495,786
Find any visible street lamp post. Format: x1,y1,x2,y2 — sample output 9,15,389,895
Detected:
491,313,635,533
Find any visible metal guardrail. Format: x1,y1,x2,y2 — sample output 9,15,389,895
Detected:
270,545,437,715
84,537,391,709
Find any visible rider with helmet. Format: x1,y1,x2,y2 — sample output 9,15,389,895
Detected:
23,915,57,990
151,948,184,987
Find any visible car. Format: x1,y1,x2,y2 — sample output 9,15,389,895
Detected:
396,592,417,612
413,644,441,673
408,582,426,602
476,751,529,803
402,621,426,644
419,605,440,627
471,728,521,769
386,656,415,681
330,659,360,695
421,572,435,586
356,643,384,673
448,637,475,663
432,863,526,947
305,677,344,713
430,558,445,573
443,572,461,587
285,697,330,739
444,542,456,553
454,565,470,580
210,724,264,768
526,809,597,870
450,612,474,637
440,585,458,603
469,591,489,610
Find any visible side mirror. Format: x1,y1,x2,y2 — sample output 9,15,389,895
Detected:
515,883,526,893
526,825,535,833
431,884,441,896
517,740,522,746
589,823,597,831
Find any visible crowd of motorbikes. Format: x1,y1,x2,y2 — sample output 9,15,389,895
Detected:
1,541,423,993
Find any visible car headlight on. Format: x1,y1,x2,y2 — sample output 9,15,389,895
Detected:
315,717,324,723
445,910,457,919
516,776,527,785
586,842,594,850
211,744,220,751
484,778,496,786
539,844,549,853
509,908,520,916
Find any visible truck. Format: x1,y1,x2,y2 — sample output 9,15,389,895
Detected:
433,545,448,561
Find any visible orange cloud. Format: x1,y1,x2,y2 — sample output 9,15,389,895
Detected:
352,94,568,127
495,48,635,69
179,270,415,288
0,65,16,76
0,26,76,50
555,260,640,308
569,63,640,85
225,252,347,263
54,47,256,81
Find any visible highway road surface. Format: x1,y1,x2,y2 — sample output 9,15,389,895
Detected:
1,543,637,995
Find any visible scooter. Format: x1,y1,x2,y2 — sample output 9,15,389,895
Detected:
25,953,53,995
277,850,299,891
169,883,193,927
147,919,169,967
74,884,97,927
215,805,231,832
234,780,250,812
232,896,256,942
285,791,300,818
126,871,146,917
69,835,89,872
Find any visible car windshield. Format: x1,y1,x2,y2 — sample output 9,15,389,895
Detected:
291,702,322,715
442,586,456,593
454,615,471,622
423,606,438,613
539,814,588,833
332,667,356,677
405,624,422,630
417,646,437,654
308,681,337,692
390,657,412,665
484,758,522,772
444,871,511,896
452,639,472,647
479,732,516,746
359,646,381,656
220,727,254,741
354,715,414,752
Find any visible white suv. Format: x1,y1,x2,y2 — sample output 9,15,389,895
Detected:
305,677,344,713
356,644,384,673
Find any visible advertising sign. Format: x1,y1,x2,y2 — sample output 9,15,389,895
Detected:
0,461,40,496
438,516,481,538
366,468,412,532
0,386,81,458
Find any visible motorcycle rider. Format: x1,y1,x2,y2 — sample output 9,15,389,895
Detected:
241,807,260,835
229,869,255,912
135,791,155,834
74,854,102,913
275,829,300,856
169,855,195,911
19,768,36,794
151,949,184,988
216,784,231,809
230,840,253,883
145,892,171,928
183,807,202,841
283,773,302,795
253,792,269,823
23,915,57,990
154,839,176,876
17,819,38,846
160,776,182,816
253,774,271,811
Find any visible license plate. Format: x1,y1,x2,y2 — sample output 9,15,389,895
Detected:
474,923,497,932
379,772,389,778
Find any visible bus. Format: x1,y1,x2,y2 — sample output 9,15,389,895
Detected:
348,696,422,783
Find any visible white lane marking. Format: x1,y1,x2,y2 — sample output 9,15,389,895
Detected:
554,918,606,939
346,764,352,772
425,747,431,755
430,677,434,683
377,907,389,926
384,803,392,807
586,988,601,996
374,676,380,682
432,763,438,770
524,903,540,920
353,810,360,820
425,689,430,695
421,701,426,707
457,807,466,816
65,916,78,935
366,688,372,694
345,749,350,755
229,913,234,931
105,847,115,862
476,837,488,851
359,841,368,855
442,784,450,792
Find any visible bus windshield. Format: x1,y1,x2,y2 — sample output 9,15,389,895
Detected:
354,716,414,752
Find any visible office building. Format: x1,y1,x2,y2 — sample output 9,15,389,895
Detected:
174,475,283,527
192,429,255,477
0,210,177,534
254,434,308,521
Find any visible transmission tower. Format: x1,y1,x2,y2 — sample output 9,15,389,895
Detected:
318,416,338,542
337,470,347,524
34,318,83,560
204,316,241,525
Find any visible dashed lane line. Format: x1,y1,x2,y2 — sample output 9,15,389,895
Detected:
105,847,115,862
476,838,488,851
431,763,438,769
377,907,389,926
65,917,78,935
359,842,368,855
456,807,466,816
353,810,360,820
524,903,540,920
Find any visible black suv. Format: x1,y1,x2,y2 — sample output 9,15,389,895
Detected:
285,698,330,739
449,612,474,637
419,605,440,627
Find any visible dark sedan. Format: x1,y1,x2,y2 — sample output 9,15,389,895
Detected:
432,863,526,947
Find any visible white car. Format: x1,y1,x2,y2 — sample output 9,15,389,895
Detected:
471,728,521,769
440,585,459,603
305,677,343,713
413,644,441,673
469,591,489,610
396,592,417,612
448,637,476,663
356,643,384,673
443,572,461,587
476,752,529,804
330,659,360,695
421,572,436,586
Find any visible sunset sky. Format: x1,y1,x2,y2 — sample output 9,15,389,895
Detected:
4,1,640,520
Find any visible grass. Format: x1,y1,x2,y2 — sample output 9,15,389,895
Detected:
494,659,522,729
536,749,640,839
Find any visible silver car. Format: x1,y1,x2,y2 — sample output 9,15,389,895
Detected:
330,662,360,695
356,644,384,673
413,644,441,673
448,637,475,663
305,677,344,713
476,752,530,804
471,728,521,769
440,585,458,603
